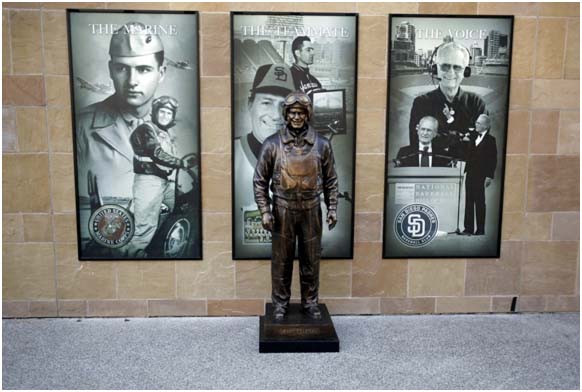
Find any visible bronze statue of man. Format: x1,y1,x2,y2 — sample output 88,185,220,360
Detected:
253,91,339,321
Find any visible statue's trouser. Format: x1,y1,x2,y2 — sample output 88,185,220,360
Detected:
271,202,322,310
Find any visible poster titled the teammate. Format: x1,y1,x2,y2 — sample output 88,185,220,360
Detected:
67,10,202,260
383,15,513,258
231,12,358,259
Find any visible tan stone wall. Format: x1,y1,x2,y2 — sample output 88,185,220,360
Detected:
2,2,579,317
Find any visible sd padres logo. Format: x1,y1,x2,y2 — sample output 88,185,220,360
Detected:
394,204,438,247
89,205,134,248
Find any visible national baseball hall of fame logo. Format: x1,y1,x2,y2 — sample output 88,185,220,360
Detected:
89,205,135,248
394,204,439,247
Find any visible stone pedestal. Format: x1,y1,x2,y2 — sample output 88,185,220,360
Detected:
259,303,339,353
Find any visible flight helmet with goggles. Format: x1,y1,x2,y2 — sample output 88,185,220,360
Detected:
152,96,179,128
282,91,312,121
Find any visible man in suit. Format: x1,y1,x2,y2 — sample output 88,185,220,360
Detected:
395,116,452,167
462,114,497,236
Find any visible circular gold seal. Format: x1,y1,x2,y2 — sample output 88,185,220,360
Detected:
88,205,134,248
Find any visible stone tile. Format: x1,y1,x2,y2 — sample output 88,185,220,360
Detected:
419,2,478,13
45,76,71,107
352,242,407,297
207,299,264,316
117,262,175,300
3,11,11,74
437,297,491,314
521,241,578,295
535,19,567,79
530,111,559,154
501,213,552,241
526,156,579,212
564,19,579,79
2,75,45,106
23,213,52,242
517,295,545,312
57,300,87,317
357,2,418,14
203,213,230,242
510,18,537,79
10,10,42,74
201,14,229,77
87,300,148,317
3,243,56,300
29,300,58,317
201,153,231,212
356,110,385,154
380,297,435,314
148,299,206,317
3,214,24,242
552,212,580,241
42,11,68,75
357,78,387,110
50,154,76,213
2,301,29,318
169,2,232,11
531,80,580,110
491,296,516,312
200,77,230,108
409,259,465,297
201,108,230,154
53,213,76,243
466,242,523,296
105,2,170,10
295,2,356,12
16,107,48,152
55,243,116,300
320,260,351,298
355,154,385,212
47,107,73,153
42,3,106,9
3,106,17,152
3,154,51,212
358,16,387,78
323,298,380,315
176,242,235,299
502,155,527,213
354,212,382,242
478,2,538,16
558,110,579,155
538,2,580,17
3,3,42,8
545,295,580,312
235,260,270,299
506,111,530,154
509,79,531,109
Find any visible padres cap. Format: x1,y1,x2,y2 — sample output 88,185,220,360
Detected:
109,22,164,57
250,64,294,97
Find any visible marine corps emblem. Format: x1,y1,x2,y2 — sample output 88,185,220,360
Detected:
88,205,134,248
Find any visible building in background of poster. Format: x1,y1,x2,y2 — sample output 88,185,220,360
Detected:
231,12,358,259
67,10,202,260
383,15,513,258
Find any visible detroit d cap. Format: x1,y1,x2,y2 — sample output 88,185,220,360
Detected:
250,64,294,97
109,22,164,57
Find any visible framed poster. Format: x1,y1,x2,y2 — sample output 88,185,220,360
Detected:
383,15,514,258
67,10,202,260
231,12,358,259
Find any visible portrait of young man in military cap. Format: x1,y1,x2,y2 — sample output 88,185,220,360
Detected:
68,11,201,260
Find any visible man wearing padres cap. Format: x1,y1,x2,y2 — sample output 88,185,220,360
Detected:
76,22,166,203
233,64,294,258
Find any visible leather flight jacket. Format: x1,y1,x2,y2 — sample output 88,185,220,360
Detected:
130,122,182,179
253,125,339,212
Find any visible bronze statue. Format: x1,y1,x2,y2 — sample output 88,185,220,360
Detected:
253,91,339,321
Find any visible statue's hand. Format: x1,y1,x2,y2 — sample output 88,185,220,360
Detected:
327,210,337,230
261,212,274,232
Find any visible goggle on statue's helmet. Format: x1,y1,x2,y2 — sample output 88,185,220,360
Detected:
152,96,179,127
282,91,312,121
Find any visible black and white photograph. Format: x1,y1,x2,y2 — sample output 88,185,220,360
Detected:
231,12,358,259
383,15,513,258
67,10,202,260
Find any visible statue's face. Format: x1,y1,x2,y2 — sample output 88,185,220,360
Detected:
286,106,307,129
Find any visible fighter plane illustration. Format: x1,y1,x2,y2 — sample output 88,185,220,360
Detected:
166,58,193,70
76,77,114,95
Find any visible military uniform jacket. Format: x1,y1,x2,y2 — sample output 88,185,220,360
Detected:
130,121,182,179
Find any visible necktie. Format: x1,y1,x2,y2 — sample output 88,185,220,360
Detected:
421,147,429,167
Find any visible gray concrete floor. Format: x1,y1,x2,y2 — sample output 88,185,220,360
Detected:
2,313,579,390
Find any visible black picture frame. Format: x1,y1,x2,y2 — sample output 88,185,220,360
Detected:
382,14,514,259
230,12,358,260
67,9,202,260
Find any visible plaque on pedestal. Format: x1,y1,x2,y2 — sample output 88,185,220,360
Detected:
259,303,339,353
